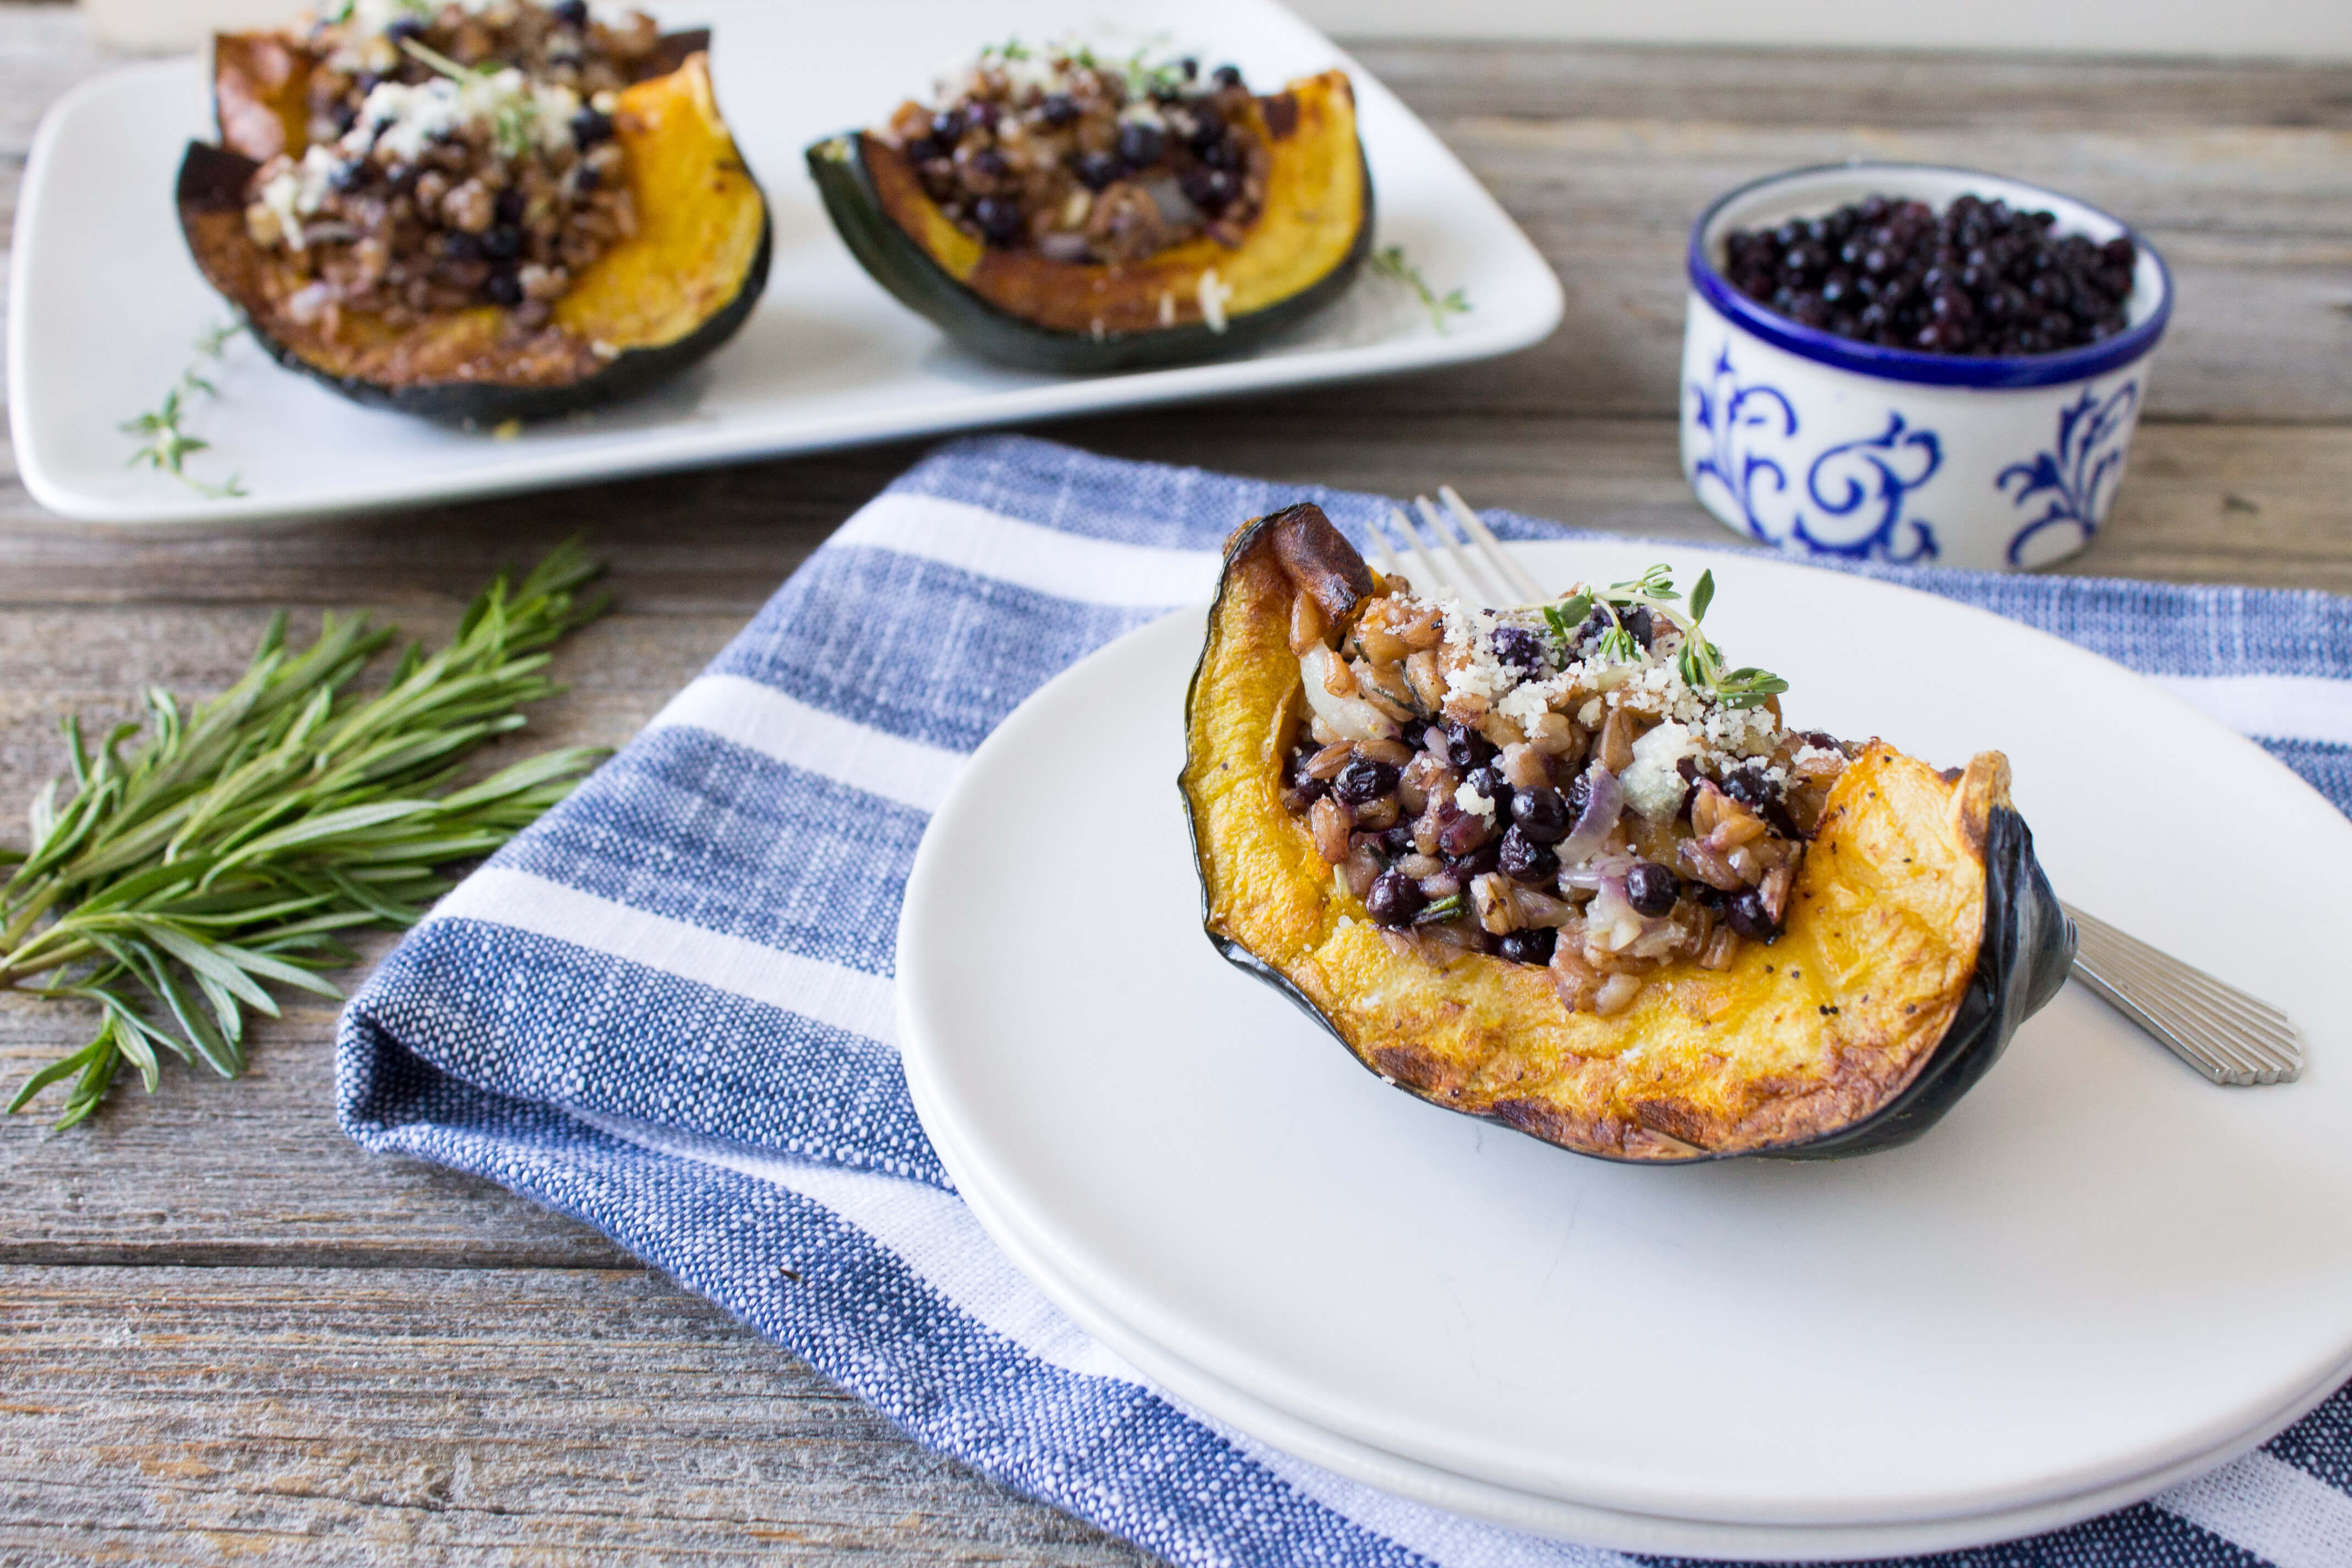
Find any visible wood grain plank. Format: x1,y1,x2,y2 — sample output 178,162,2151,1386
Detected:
0,414,2347,609
0,1265,1156,1565
1344,41,2352,132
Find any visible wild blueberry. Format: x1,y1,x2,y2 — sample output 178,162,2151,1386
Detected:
1365,870,1425,928
1332,758,1400,808
1625,862,1680,917
972,195,1023,245
1491,625,1547,673
1725,888,1779,941
1499,826,1559,885
1115,121,1166,168
1511,787,1567,845
1499,927,1557,965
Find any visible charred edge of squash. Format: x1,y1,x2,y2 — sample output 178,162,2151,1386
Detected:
805,71,1373,373
1261,501,1377,622
1179,507,2078,1164
179,48,770,423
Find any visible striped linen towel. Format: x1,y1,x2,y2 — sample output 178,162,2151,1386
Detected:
339,433,2352,1568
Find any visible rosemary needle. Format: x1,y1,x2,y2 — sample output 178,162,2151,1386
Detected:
4,541,612,1128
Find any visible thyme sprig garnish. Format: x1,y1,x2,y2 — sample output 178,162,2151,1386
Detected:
1370,246,1471,333
398,34,487,83
398,36,541,156
1015,36,1193,101
1544,566,1789,711
3,543,612,1129
123,323,247,499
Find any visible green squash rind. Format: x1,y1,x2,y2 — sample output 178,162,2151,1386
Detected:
805,132,1374,374
1180,506,2079,1165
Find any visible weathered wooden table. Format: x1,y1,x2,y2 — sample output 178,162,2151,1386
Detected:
2,5,2347,1560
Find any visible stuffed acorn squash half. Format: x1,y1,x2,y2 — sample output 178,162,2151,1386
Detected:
807,43,1371,371
177,0,770,422
1180,504,2075,1162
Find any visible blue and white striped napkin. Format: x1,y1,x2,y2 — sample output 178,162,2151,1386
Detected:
339,433,2352,1568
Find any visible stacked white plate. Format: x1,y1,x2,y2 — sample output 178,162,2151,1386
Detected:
897,539,2352,1559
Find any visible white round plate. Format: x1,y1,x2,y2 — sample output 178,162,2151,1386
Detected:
897,540,2352,1545
923,1087,2346,1559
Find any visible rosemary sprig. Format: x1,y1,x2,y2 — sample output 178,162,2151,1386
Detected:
1370,246,1471,333
4,543,612,1128
1543,566,1789,710
1413,892,1465,926
123,323,248,499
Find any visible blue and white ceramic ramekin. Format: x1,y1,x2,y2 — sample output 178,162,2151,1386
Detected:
1680,163,2172,571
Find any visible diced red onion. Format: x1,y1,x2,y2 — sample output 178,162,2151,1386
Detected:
1585,874,1643,953
1299,647,1397,743
1554,763,1623,864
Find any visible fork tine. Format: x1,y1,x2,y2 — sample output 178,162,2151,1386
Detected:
1389,505,1463,601
1362,510,1408,580
1440,486,1549,602
1412,494,1508,606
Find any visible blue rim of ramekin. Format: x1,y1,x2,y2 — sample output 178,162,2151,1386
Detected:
1685,161,2173,389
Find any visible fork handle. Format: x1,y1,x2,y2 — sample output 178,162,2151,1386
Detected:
2061,902,2302,1086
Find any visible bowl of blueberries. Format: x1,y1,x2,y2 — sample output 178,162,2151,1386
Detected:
1680,162,2171,571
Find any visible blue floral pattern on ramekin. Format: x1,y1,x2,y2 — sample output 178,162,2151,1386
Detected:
1997,381,2141,567
1678,162,2169,570
1688,345,1942,563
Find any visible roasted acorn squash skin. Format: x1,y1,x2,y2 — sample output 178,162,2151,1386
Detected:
177,33,769,423
805,70,1373,372
1180,504,2075,1163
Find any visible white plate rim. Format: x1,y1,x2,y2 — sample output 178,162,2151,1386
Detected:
912,1055,2352,1560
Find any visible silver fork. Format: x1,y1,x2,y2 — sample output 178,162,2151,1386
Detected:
1370,488,2304,1088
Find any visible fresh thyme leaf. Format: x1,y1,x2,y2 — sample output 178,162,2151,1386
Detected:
1712,668,1792,709
195,320,245,359
1540,601,1581,656
1609,563,1678,601
124,323,249,499
1547,563,1785,709
1115,40,1190,102
2,542,612,1128
1413,892,1464,925
1369,246,1472,333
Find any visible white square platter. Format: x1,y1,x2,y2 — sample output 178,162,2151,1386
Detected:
7,0,1562,526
